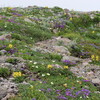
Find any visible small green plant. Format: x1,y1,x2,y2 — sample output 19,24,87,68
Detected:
0,67,11,78
49,53,62,61
13,76,25,83
11,33,21,40
6,58,19,65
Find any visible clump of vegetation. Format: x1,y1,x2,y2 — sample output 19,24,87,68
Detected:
0,67,11,78
6,58,20,65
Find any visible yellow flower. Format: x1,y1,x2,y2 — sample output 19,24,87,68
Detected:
45,6,48,8
30,85,34,89
70,17,73,21
91,55,95,60
64,13,66,15
64,66,68,69
8,44,13,48
96,56,99,61
12,72,22,78
47,65,53,69
8,7,12,10
92,31,95,33
63,83,67,87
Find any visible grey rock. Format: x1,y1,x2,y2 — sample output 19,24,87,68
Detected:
1,93,15,100
62,56,82,62
0,79,18,100
0,88,7,100
34,37,71,56
92,78,100,85
0,50,7,55
0,34,11,40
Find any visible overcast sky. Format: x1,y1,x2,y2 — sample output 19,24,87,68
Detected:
0,0,100,11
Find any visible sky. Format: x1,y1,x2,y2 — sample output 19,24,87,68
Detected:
0,0,100,11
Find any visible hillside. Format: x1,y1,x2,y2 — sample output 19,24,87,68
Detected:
0,6,100,100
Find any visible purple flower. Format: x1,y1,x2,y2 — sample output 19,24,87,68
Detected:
0,38,5,41
56,90,61,94
58,95,67,100
31,78,35,81
83,80,90,82
32,98,36,100
47,88,52,92
40,89,45,91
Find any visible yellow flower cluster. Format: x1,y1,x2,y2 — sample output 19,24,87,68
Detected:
45,6,48,8
8,7,12,10
8,44,13,48
91,55,99,61
47,65,53,69
64,66,68,69
12,72,22,78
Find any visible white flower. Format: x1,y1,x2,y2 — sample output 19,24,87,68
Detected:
32,65,34,67
86,96,89,98
30,61,32,63
38,73,40,75
51,82,54,85
76,80,79,82
42,74,45,77
4,26,7,27
25,45,28,47
47,73,50,76
52,60,55,62
80,96,82,98
42,63,44,65
34,62,37,64
35,66,38,68
39,81,42,83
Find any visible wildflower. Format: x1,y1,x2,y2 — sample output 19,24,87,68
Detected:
42,74,45,77
47,73,50,76
8,7,12,10
35,66,38,68
83,80,90,82
47,65,53,69
32,98,36,100
92,31,95,33
30,85,34,89
96,56,99,61
47,88,52,92
32,65,34,67
91,55,95,60
51,82,54,85
12,72,22,78
63,83,67,87
58,95,67,100
76,80,80,83
52,60,55,62
64,66,68,69
42,63,44,65
64,13,66,15
79,81,82,84
30,61,32,63
8,44,13,48
70,17,73,21
34,62,37,64
45,6,48,8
